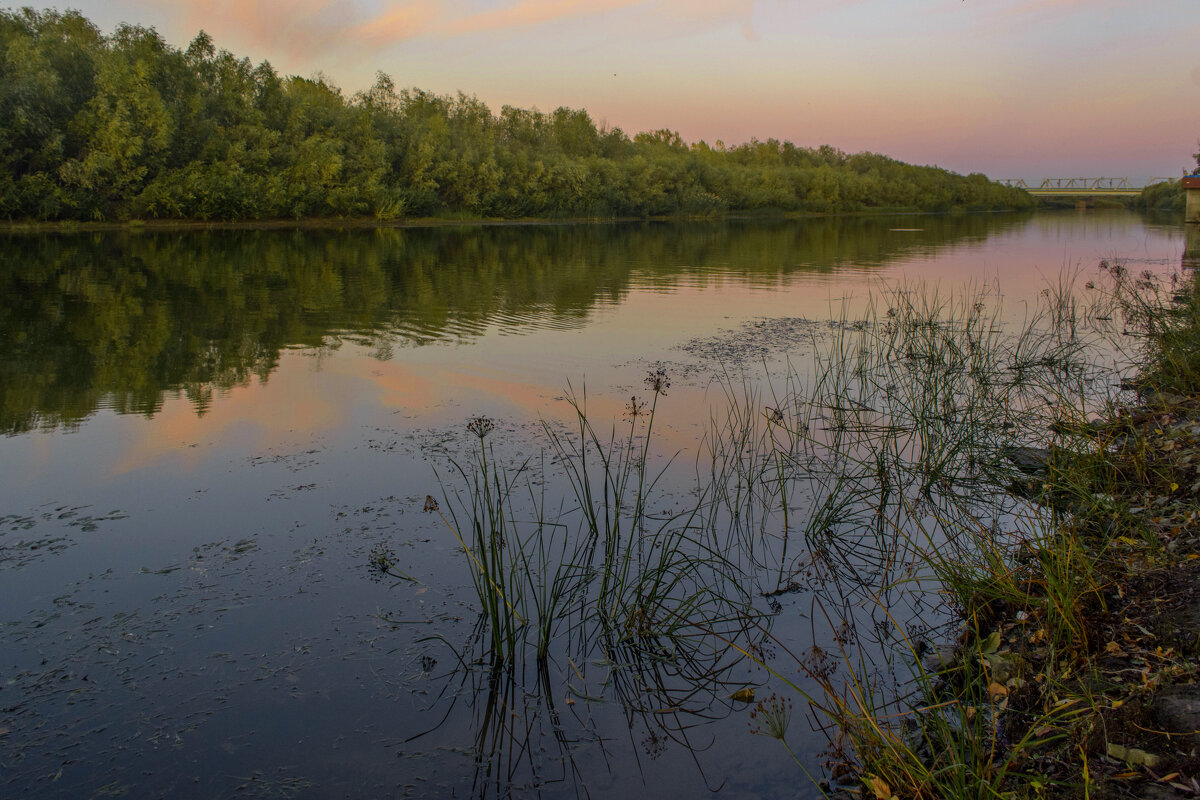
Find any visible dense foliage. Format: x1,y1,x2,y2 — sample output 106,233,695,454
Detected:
0,9,1033,222
1134,180,1185,212
1136,145,1200,213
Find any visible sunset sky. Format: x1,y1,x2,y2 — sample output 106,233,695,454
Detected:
23,0,1200,181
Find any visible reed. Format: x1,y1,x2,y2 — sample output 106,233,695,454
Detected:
436,374,761,678
760,264,1200,797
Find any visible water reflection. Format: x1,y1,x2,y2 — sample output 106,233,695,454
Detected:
0,215,1030,435
0,212,1187,800
1185,222,1200,271
422,631,747,799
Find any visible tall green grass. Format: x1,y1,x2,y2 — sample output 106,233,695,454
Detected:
435,376,762,691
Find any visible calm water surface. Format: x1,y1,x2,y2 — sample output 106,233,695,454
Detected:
0,212,1186,798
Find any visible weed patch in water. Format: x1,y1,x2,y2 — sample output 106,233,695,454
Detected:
724,263,1200,799
412,264,1200,798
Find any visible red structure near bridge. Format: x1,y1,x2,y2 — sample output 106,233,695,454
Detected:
1185,175,1200,223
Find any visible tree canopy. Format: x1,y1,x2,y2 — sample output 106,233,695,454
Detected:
0,9,1033,222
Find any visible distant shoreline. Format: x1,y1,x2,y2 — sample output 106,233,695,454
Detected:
0,207,1034,235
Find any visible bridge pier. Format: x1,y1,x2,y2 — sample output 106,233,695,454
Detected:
1185,176,1200,224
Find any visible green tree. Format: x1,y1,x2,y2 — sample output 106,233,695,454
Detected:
0,10,1033,222
57,24,172,217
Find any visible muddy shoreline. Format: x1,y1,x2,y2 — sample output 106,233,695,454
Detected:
824,281,1200,799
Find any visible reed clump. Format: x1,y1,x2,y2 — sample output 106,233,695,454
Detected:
737,265,1200,799
433,374,762,704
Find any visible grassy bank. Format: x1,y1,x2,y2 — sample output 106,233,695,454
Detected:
790,265,1200,798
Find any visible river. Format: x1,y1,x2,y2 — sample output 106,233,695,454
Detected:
0,210,1186,798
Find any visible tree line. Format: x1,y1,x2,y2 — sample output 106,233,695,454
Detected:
0,8,1035,223
1135,180,1187,213
1133,146,1200,213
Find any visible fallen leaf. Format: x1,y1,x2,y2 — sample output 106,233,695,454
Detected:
988,681,1009,699
868,774,893,800
1106,742,1161,768
730,688,755,703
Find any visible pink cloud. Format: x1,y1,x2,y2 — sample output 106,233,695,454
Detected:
352,2,441,46
444,0,643,36
440,0,760,40
144,0,764,60
162,0,359,60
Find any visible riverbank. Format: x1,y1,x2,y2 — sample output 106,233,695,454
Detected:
0,206,1026,235
825,266,1200,799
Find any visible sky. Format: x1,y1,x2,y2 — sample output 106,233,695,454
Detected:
19,0,1200,181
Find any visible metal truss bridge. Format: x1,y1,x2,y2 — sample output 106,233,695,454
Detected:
999,177,1172,197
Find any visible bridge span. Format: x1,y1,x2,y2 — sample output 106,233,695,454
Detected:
999,177,1171,197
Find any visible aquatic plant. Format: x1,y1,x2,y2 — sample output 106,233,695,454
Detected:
415,373,779,797
436,373,762,677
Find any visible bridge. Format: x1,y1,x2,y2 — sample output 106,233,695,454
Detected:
998,177,1173,197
